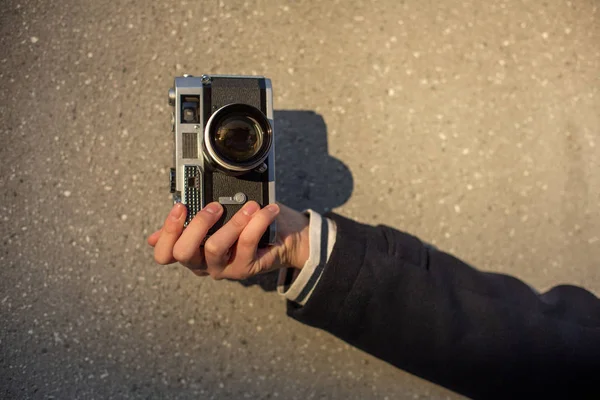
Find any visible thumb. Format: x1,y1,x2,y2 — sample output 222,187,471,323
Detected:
147,228,162,247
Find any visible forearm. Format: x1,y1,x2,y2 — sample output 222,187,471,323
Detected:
286,213,600,399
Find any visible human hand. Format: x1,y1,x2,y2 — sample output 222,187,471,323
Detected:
147,201,310,279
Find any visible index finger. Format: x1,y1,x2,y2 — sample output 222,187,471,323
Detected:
154,203,187,265
172,202,223,264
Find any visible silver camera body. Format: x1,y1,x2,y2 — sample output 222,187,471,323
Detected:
168,74,276,246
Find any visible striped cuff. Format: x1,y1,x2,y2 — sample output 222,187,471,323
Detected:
277,210,337,306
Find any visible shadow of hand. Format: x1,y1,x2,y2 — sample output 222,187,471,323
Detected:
240,110,354,292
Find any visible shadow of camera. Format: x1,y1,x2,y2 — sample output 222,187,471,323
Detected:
274,110,353,213
239,109,354,292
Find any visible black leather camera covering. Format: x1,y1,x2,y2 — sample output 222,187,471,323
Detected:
208,77,266,113
203,77,272,246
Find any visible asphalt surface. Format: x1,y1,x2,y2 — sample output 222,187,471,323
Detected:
1,0,599,399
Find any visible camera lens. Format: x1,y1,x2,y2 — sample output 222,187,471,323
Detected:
204,104,272,174
213,115,263,163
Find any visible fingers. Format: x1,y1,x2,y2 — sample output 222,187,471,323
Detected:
172,202,223,265
154,203,187,265
150,201,280,281
218,203,280,279
237,203,280,258
203,201,261,273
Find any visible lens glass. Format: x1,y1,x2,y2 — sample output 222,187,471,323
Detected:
213,114,263,163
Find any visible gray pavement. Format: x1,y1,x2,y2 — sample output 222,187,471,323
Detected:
1,0,599,398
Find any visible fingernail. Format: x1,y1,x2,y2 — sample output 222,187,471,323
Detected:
242,202,260,216
169,203,184,221
204,202,222,214
266,204,280,214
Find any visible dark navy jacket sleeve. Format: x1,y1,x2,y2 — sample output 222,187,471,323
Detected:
287,213,600,399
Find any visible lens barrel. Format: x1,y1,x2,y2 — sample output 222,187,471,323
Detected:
204,104,272,174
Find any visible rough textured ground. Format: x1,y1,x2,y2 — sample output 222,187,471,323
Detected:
1,0,598,399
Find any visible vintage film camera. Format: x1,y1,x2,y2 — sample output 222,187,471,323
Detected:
168,75,276,245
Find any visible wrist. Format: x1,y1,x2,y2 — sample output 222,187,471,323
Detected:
276,204,310,270
290,221,310,270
